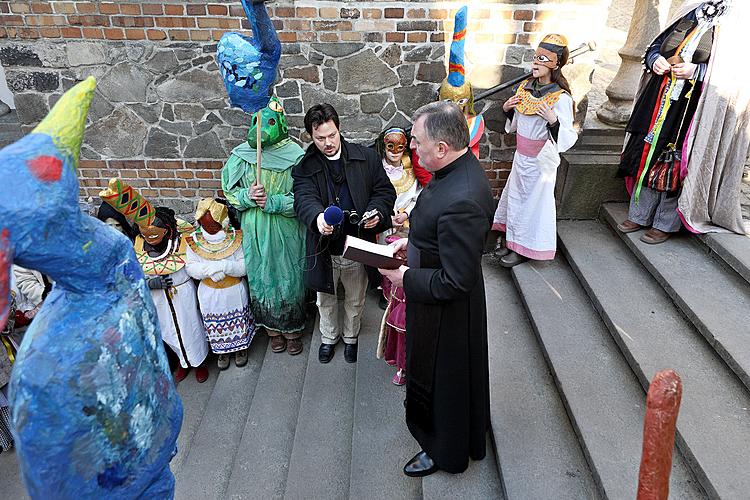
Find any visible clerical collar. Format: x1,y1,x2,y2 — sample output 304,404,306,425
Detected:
325,147,342,160
434,149,471,179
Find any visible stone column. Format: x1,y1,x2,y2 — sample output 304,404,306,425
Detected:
597,0,671,126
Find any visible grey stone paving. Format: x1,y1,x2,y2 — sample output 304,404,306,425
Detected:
225,334,311,499
559,220,750,499
484,259,600,500
174,336,268,500
349,292,422,500
512,258,702,500
603,203,750,392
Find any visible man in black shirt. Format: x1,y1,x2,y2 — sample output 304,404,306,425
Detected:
292,104,395,364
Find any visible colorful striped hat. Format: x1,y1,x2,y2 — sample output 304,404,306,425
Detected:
447,6,468,87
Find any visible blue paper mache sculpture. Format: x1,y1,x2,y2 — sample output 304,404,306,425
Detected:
0,77,183,498
217,0,281,113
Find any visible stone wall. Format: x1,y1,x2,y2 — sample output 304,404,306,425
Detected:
0,0,610,213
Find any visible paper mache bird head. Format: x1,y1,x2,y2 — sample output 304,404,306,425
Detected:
246,96,289,148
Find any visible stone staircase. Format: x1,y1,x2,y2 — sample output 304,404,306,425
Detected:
3,201,749,499
503,202,750,499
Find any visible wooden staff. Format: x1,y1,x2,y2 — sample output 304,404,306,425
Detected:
637,369,683,500
255,109,262,186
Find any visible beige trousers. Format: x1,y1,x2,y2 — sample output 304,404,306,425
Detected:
317,256,368,345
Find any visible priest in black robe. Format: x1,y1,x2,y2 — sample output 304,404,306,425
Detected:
379,101,495,476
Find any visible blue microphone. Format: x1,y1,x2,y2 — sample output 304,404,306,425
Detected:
324,205,344,226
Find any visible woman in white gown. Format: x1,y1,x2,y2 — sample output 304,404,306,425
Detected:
186,199,255,370
493,34,578,267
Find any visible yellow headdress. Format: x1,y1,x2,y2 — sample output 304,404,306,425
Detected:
195,198,228,226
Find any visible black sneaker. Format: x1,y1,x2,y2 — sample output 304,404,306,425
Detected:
318,343,335,363
344,343,358,363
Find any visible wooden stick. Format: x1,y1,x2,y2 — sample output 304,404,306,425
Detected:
255,110,262,186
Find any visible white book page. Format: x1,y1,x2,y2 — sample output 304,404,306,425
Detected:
344,236,394,258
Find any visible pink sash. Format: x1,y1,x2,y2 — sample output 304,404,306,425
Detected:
516,135,547,158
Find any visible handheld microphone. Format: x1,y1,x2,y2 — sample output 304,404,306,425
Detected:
323,205,344,226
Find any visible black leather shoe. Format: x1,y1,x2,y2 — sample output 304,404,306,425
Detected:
318,343,335,364
344,343,357,363
403,451,439,477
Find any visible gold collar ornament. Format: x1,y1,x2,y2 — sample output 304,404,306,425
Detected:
186,227,243,261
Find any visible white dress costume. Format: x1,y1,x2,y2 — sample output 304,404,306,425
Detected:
380,157,422,242
136,231,209,369
185,228,255,354
493,85,577,260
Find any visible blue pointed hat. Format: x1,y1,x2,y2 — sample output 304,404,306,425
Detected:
447,6,468,87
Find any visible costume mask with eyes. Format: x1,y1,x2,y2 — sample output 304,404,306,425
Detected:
101,178,191,274
438,6,475,116
246,96,289,148
514,33,570,116
384,129,408,165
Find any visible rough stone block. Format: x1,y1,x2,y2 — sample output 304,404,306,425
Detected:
98,63,151,102
337,49,398,94
184,131,225,158
393,83,436,116
360,93,388,114
87,106,147,157
144,127,180,158
556,154,628,219
6,70,59,93
13,92,48,124
0,44,42,66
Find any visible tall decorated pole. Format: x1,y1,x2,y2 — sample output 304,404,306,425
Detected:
216,0,281,185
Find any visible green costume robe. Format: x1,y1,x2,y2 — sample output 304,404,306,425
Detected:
222,139,306,334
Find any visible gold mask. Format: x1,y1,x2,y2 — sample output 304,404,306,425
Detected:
439,79,475,115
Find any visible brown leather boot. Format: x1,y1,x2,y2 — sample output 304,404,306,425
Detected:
617,219,643,233
270,335,286,353
640,228,671,244
287,338,303,356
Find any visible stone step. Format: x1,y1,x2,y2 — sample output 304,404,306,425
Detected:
171,361,221,473
0,449,29,500
697,232,750,286
556,152,628,219
484,260,600,500
0,131,24,149
349,291,422,500
602,203,750,392
511,258,702,500
562,152,620,166
422,434,503,500
283,314,357,499
0,110,19,124
558,220,750,499
173,336,268,500
224,327,312,499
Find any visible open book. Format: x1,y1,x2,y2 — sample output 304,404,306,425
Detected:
343,235,404,270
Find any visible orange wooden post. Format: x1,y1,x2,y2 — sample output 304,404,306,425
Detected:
637,369,683,500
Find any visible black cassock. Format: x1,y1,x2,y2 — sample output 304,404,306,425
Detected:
403,149,495,473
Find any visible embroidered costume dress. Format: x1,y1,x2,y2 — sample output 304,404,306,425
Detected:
137,226,209,369
377,155,421,380
492,79,577,260
186,227,255,354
